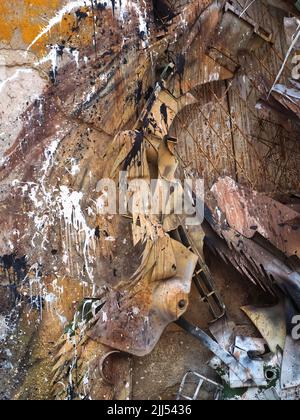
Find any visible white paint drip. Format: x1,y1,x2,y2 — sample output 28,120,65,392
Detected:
59,186,96,281
0,315,8,341
131,0,150,48
42,138,60,175
26,263,45,320
35,45,81,80
27,1,91,51
28,0,150,53
23,264,70,324
36,46,59,77
15,126,98,282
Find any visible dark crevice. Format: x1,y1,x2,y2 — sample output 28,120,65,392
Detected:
0,254,27,283
153,0,175,29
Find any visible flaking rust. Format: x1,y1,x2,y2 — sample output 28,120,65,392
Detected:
1,0,300,401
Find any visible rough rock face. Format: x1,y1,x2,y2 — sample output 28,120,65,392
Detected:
1,0,300,400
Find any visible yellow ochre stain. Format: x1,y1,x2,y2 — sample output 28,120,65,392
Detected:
0,0,93,54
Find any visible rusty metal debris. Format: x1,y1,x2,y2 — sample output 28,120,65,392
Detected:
281,335,300,389
1,0,300,401
211,177,300,258
207,1,272,73
241,304,287,353
177,371,223,400
205,186,300,313
229,336,273,388
88,238,198,356
176,317,262,386
201,175,300,396
172,225,226,322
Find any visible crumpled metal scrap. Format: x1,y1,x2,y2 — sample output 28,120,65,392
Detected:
88,237,198,356
209,177,300,307
200,176,300,396
212,176,300,258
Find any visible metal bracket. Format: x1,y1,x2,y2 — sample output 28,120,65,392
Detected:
176,317,257,385
177,371,223,400
174,225,226,322
207,1,273,73
225,1,273,43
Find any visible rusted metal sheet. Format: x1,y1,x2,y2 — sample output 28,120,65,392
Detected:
227,0,300,191
241,303,286,353
170,0,300,193
88,238,198,356
272,83,300,119
203,207,300,310
170,81,237,189
212,176,300,257
207,1,272,73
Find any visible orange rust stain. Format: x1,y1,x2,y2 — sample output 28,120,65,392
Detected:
22,0,62,45
0,0,93,54
0,1,60,46
0,3,14,40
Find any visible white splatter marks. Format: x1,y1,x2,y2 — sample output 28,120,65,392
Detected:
27,0,91,51
35,45,81,81
0,315,8,342
28,0,150,54
59,186,96,281
102,311,108,322
24,138,62,246
42,138,60,176
68,158,80,176
26,263,46,319
14,128,98,284
36,46,60,78
22,264,69,324
59,187,85,229
131,0,150,48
